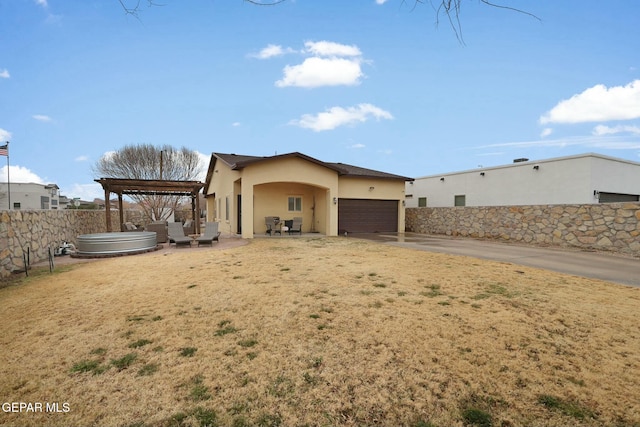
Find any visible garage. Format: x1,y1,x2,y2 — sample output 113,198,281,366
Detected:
338,199,398,233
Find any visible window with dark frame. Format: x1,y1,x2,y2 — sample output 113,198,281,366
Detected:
288,196,302,212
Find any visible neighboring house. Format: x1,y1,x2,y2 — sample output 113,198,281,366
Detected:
204,152,413,238
58,194,72,209
0,182,63,210
406,153,640,208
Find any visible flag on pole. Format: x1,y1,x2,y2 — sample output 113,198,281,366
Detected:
0,143,8,156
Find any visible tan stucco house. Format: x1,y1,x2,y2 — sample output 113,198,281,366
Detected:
204,152,413,238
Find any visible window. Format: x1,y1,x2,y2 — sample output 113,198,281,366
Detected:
418,197,427,207
288,196,302,212
597,192,639,203
13,202,21,209
225,196,230,221
454,195,466,207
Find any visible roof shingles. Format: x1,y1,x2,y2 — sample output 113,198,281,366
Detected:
213,152,412,181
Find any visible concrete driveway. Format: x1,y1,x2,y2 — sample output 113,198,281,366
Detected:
354,232,640,287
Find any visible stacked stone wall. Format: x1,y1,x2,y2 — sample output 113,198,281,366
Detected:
0,210,138,279
406,203,640,257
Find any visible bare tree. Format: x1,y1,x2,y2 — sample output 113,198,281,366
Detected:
93,144,203,221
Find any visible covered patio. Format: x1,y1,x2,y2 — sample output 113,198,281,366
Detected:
95,178,205,233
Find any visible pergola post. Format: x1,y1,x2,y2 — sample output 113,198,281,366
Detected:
118,193,124,231
191,194,198,234
195,193,201,234
104,186,112,232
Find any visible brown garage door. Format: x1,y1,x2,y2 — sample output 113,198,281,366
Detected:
338,199,398,233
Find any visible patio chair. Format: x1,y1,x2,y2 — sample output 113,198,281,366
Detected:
265,216,281,235
168,222,192,247
145,221,168,243
122,222,144,232
196,222,221,246
288,217,302,235
182,219,195,235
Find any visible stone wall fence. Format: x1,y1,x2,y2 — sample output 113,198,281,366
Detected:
406,202,640,257
0,209,139,280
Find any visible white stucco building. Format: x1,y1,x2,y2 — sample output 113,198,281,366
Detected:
0,182,64,210
405,153,640,208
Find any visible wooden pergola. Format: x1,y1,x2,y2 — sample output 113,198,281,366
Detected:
95,178,205,234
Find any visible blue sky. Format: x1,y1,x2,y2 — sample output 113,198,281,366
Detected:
1,0,639,201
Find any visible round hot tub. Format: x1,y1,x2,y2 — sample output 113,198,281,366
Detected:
75,232,158,257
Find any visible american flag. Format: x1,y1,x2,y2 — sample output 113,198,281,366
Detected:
0,143,7,157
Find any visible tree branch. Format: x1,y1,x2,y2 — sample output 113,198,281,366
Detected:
479,0,541,22
402,0,539,44
116,0,540,43
117,0,165,18
243,0,286,5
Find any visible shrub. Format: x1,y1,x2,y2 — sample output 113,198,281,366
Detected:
461,407,492,427
70,360,101,374
179,347,198,357
111,353,137,371
128,339,153,349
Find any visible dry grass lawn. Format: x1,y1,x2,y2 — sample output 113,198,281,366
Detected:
1,237,639,427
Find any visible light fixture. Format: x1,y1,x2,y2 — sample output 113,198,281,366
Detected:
480,172,485,176
440,177,445,182
369,186,375,191
533,165,539,170
333,197,337,204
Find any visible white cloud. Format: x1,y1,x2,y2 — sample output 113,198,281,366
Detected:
290,103,393,132
0,69,9,79
375,0,389,4
75,155,89,162
540,80,640,124
250,44,295,59
593,124,640,136
276,57,363,88
272,40,366,88
64,183,103,201
540,128,553,138
32,114,52,122
35,0,48,7
474,135,640,151
350,143,366,149
232,122,241,127
0,128,12,141
304,41,361,57
0,165,45,184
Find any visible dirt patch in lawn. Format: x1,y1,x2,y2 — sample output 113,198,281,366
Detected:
1,237,638,427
